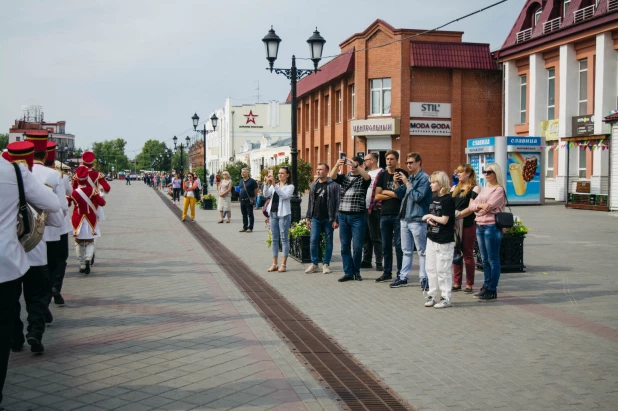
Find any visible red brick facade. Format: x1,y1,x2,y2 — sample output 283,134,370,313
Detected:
295,20,502,176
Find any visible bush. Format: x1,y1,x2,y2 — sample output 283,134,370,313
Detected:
224,161,249,186
259,158,313,196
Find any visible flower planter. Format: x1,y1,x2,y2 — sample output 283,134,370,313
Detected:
202,200,214,210
475,236,526,273
289,234,324,264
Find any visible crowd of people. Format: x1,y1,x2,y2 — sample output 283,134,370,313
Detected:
1,137,111,408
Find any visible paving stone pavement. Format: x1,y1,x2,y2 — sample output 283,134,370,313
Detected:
4,181,341,411
183,186,618,411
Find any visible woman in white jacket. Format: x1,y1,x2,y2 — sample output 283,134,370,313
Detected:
264,166,295,272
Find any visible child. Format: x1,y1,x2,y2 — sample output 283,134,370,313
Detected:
422,171,456,309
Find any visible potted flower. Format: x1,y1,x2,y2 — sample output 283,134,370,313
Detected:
201,193,216,210
475,216,529,272
287,220,325,263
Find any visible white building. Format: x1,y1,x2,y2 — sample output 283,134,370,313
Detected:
8,106,76,149
497,0,618,210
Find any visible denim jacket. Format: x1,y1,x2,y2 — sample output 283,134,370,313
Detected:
305,178,341,223
395,169,432,222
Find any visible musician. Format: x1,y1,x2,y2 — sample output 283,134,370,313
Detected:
0,142,60,408
69,166,106,275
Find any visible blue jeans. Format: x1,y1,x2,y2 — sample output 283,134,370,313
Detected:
380,214,402,276
399,220,427,281
310,218,334,265
476,224,502,291
270,212,291,258
338,213,367,278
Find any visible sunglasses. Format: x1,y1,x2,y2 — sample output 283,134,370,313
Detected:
405,161,417,165
483,170,494,175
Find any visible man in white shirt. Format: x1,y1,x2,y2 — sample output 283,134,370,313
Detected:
360,153,383,272
0,143,60,408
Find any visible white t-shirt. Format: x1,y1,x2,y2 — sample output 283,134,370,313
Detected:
365,168,382,208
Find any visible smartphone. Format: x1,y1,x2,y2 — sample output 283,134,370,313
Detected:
339,152,346,160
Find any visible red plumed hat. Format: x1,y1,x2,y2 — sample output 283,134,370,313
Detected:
7,141,35,171
82,151,95,166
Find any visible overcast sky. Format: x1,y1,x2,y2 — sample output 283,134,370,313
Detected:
1,0,524,158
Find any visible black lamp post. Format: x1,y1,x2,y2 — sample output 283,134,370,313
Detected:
263,26,326,223
192,112,218,202
173,135,191,178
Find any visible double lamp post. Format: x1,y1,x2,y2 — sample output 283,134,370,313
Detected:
262,26,326,223
192,112,218,205
172,135,190,178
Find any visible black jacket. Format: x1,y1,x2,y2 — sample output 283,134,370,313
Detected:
305,178,340,223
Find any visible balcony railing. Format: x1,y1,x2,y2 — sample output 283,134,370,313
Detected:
609,0,618,12
543,17,562,34
516,28,532,43
574,4,595,23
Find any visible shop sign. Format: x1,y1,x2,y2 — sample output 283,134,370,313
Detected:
239,110,264,129
410,120,451,135
410,102,451,118
507,136,542,152
540,119,559,140
351,118,399,136
572,115,595,137
465,137,495,154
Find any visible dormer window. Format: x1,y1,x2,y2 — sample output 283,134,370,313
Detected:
563,0,571,18
534,8,543,26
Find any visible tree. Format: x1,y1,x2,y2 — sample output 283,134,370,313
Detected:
259,158,313,196
0,133,8,151
224,160,249,186
92,139,130,174
136,140,169,172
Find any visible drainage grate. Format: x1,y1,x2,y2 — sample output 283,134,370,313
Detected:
158,191,414,411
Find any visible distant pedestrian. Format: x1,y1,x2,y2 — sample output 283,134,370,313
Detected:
422,171,456,309
126,175,131,185
182,174,198,222
171,174,181,204
263,166,294,273
218,171,232,223
210,173,215,187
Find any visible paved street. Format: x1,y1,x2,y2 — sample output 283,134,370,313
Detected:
5,181,618,411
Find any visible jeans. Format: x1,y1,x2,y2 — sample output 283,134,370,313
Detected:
310,218,334,265
240,199,254,230
338,213,367,278
173,188,181,202
380,214,402,276
270,212,291,258
182,197,196,220
476,224,502,291
256,195,265,208
399,220,427,281
362,210,383,265
426,239,454,301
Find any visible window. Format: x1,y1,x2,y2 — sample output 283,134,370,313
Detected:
562,0,570,18
16,136,20,141
578,59,588,115
314,147,319,163
350,85,355,119
325,144,330,160
370,78,391,115
520,75,527,124
546,149,555,178
336,90,342,123
325,95,330,126
313,99,319,129
297,108,301,133
547,68,555,120
578,149,587,178
534,8,542,26
305,103,309,132
336,142,341,157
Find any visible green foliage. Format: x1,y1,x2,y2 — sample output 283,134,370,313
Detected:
289,220,311,238
136,140,171,171
0,133,8,151
194,167,208,183
92,139,130,174
259,158,313,196
224,161,249,186
504,216,529,237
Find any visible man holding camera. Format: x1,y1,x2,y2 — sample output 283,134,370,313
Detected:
330,155,371,282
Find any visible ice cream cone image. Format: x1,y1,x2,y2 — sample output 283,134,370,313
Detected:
509,163,526,195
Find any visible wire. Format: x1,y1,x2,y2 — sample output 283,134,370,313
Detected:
296,0,509,62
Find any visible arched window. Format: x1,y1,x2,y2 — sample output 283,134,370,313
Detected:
534,7,543,26
563,0,571,18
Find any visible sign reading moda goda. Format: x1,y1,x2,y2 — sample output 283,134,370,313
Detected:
350,118,400,136
410,120,451,136
410,102,452,118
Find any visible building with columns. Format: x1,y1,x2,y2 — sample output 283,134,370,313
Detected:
497,0,618,208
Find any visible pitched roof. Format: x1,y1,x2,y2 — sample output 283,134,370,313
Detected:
286,52,355,102
604,112,618,123
410,42,498,70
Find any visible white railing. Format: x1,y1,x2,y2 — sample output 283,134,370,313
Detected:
609,0,618,12
574,4,595,23
543,17,562,34
516,28,533,43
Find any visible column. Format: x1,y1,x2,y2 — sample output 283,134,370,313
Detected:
529,53,547,136
504,60,520,136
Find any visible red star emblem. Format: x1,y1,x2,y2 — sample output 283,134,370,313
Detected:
244,110,258,124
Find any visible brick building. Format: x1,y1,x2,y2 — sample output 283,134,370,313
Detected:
292,20,502,175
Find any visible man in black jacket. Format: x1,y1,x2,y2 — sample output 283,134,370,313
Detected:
305,163,340,274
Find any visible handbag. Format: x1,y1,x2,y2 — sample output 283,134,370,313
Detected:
262,198,271,218
495,187,514,229
241,179,255,205
13,163,47,252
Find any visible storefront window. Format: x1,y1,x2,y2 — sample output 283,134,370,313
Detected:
579,59,588,115
370,78,391,115
520,75,527,124
546,149,554,178
578,149,587,178
547,68,555,120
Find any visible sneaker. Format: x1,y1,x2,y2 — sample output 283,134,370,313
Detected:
246,229,253,233
27,337,44,354
434,298,452,309
479,290,497,302
389,278,409,288
322,264,331,274
375,274,392,283
338,275,353,282
424,296,436,307
360,261,373,269
305,264,318,274
52,288,65,305
420,277,429,291
84,261,91,275
473,285,488,299
375,263,383,272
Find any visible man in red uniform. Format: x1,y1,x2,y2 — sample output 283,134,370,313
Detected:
69,166,106,274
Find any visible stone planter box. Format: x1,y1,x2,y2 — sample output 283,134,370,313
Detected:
202,199,214,210
475,236,526,273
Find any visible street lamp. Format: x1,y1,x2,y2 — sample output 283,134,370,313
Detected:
263,26,325,223
173,135,191,177
192,112,218,202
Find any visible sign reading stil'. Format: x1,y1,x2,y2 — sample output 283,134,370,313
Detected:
410,120,451,136
410,102,452,118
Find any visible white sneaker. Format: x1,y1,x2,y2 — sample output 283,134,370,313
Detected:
322,264,331,274
434,298,452,309
424,296,436,307
305,264,318,274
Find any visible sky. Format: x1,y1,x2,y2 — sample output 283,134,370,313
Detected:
0,0,524,159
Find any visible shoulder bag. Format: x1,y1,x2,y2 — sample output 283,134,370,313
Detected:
241,179,255,205
13,163,47,252
494,187,514,229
